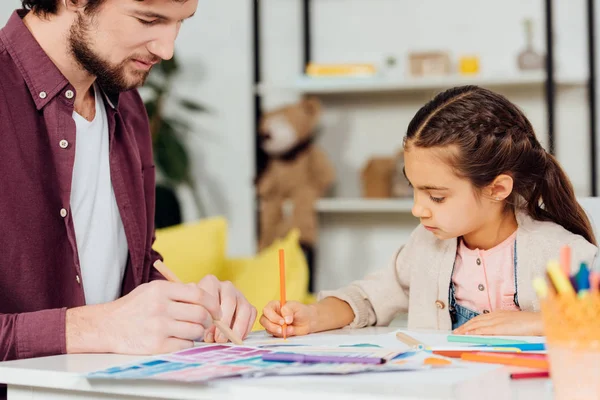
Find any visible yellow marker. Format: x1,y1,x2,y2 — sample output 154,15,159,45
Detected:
532,277,549,299
547,260,576,296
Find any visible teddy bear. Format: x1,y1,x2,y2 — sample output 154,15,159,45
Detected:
256,97,335,290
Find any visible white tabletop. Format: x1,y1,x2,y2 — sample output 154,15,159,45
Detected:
0,327,554,400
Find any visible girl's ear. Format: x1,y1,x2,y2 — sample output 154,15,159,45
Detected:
485,174,514,202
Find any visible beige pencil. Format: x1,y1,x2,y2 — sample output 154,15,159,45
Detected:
395,331,426,350
153,260,243,345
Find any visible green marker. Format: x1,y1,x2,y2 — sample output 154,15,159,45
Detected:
447,335,530,345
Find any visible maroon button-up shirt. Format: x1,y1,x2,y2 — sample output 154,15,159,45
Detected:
0,10,164,366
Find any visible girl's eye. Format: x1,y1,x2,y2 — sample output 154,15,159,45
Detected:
137,18,158,26
430,196,445,203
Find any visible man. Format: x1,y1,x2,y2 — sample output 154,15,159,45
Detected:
0,0,257,387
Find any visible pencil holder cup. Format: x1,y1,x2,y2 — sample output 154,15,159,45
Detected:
540,294,600,400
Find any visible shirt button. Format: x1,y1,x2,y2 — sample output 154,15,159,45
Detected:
65,90,74,99
478,284,485,291
75,275,81,284
59,140,69,149
60,208,68,218
476,258,481,265
483,310,490,314
435,300,445,310
39,91,47,99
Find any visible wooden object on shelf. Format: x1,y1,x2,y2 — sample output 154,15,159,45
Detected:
408,51,451,77
361,156,395,198
305,63,376,77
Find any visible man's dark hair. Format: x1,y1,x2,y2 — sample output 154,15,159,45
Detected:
21,0,105,15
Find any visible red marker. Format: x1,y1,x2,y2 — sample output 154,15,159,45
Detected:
510,371,549,380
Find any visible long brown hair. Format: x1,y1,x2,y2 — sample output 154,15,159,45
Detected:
405,85,596,245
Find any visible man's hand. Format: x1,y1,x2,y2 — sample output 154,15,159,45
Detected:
198,275,257,343
66,280,222,355
452,311,544,336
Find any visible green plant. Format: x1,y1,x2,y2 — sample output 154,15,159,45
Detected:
143,54,207,223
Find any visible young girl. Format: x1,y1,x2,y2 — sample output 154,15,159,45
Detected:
260,85,598,337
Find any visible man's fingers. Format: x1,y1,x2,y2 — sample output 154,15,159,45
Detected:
214,282,237,343
166,284,222,321
203,325,217,343
245,307,258,339
167,321,207,342
230,296,253,340
167,302,212,327
162,338,194,354
196,276,222,344
197,275,221,300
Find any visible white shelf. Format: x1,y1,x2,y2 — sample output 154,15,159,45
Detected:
257,72,586,95
316,198,414,213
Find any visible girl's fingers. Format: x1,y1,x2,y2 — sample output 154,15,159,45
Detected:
262,302,284,325
259,315,284,337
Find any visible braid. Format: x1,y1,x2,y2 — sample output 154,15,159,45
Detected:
404,85,596,244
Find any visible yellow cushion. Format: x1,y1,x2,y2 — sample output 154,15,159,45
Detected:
225,229,310,331
153,217,227,283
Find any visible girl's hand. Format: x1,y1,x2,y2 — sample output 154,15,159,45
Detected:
259,300,317,337
452,311,544,336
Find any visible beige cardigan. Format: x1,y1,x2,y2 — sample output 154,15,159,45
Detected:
319,212,597,330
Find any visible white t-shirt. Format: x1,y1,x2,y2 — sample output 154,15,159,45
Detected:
70,86,128,305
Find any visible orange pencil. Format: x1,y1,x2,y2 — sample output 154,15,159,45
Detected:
461,352,548,369
279,249,287,340
560,245,571,276
153,260,243,345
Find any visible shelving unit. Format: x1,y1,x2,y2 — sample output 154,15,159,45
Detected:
257,72,586,96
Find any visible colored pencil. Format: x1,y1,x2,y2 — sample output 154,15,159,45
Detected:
510,371,550,380
395,332,426,349
279,249,287,340
532,277,549,299
577,262,591,297
559,245,571,276
461,352,548,369
152,260,243,345
432,349,520,358
473,343,545,351
546,260,576,296
447,335,529,345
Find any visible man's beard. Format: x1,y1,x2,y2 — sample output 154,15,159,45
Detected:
68,13,151,93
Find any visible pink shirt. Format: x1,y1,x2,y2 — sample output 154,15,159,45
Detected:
452,231,520,314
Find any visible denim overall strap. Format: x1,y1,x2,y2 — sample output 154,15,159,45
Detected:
513,240,520,308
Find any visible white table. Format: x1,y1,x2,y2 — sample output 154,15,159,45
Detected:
0,327,554,400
